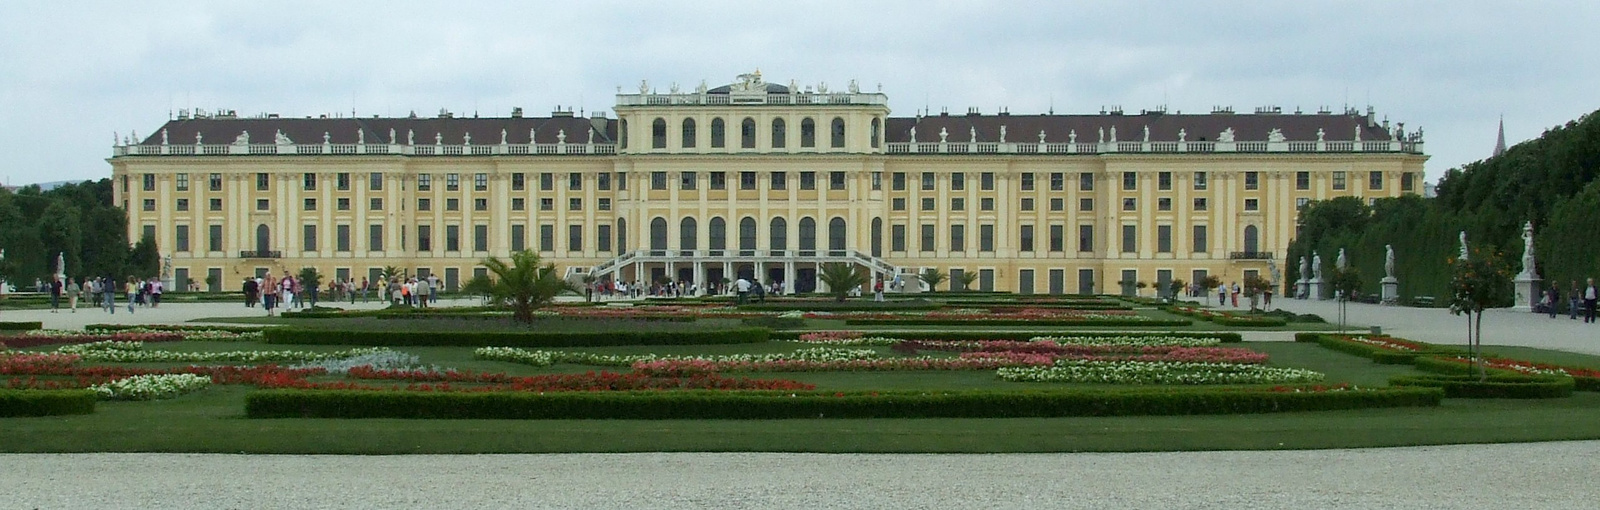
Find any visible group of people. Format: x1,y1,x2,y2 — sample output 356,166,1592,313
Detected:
42,275,164,314
241,273,310,316
1539,278,1599,323
1184,281,1271,309
382,275,438,307
577,279,787,301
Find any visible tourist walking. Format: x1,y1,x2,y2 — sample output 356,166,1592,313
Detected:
1570,281,1582,320
428,275,441,304
1217,284,1227,307
1230,282,1241,308
415,276,430,308
735,277,751,304
1585,278,1598,324
874,278,885,302
48,276,62,313
101,277,116,314
124,277,137,314
1544,287,1560,318
66,277,80,312
150,278,163,308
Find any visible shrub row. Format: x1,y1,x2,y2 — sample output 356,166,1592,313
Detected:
372,312,696,322
0,390,97,417
770,330,1243,343
737,301,943,312
1294,333,1460,364
245,386,1443,420
262,327,768,347
1165,307,1288,327
1412,355,1600,392
0,321,43,331
1389,374,1574,399
85,323,268,334
842,318,1192,327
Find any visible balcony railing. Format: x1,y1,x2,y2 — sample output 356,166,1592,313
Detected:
883,139,1423,155
239,250,282,259
114,142,616,158
1229,251,1275,260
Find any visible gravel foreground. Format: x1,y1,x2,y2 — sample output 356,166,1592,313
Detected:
3,442,1596,509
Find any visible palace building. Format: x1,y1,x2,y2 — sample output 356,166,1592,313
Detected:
109,71,1427,295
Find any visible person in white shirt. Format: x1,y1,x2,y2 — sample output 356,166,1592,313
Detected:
734,277,752,304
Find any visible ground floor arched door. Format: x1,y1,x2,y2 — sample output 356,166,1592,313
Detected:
255,224,271,254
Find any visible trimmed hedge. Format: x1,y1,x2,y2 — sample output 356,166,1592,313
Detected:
738,301,942,312
262,327,769,347
1294,333,1460,364
770,330,1243,343
1165,307,1288,327
0,389,97,417
1389,374,1574,399
1413,356,1600,393
85,323,270,334
0,321,43,331
842,318,1192,327
373,313,697,322
245,386,1443,420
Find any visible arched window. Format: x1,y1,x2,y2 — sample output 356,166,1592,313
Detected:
256,224,271,253
800,118,816,147
771,118,786,149
870,118,881,148
708,217,726,250
799,217,817,251
618,119,628,149
649,217,667,251
1243,225,1259,254
738,217,757,251
710,118,726,148
770,217,788,250
740,117,756,149
679,217,697,251
616,217,627,252
870,217,883,257
681,118,696,148
828,217,847,251
651,118,667,149
830,117,846,148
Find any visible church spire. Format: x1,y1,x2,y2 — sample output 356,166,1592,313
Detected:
1493,115,1507,157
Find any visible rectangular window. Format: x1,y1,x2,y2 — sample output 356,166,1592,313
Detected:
368,224,384,252
682,171,698,190
1157,225,1172,253
770,172,786,190
446,198,460,211
920,224,936,252
255,199,268,211
1050,225,1065,252
539,225,553,252
141,174,156,191
208,173,222,191
1157,197,1171,211
1244,198,1259,211
740,171,757,190
509,173,523,191
1158,171,1172,190
510,198,523,211
335,173,349,190
830,171,846,190
569,198,582,211
892,198,906,211
1019,172,1033,191
512,224,526,252
304,198,317,211
597,172,611,190
539,173,553,191
922,172,935,191
568,172,582,191
1122,198,1136,211
709,172,726,190
474,198,487,211
1122,172,1137,191
476,225,489,252
303,225,317,252
1370,171,1384,190
1077,198,1092,211
1020,198,1034,211
651,172,668,190
1194,172,1208,190
303,173,317,191
176,199,189,211
1050,172,1065,191
598,198,611,211
475,173,488,191
800,171,816,190
1245,171,1259,190
446,173,461,191
1193,225,1208,253
982,172,996,191
1194,197,1208,211
417,173,433,191
175,225,190,252
370,198,383,211
1080,172,1095,191
567,225,581,252
1019,225,1035,252
1046,198,1063,211
1121,224,1136,253
175,174,189,191
949,225,965,252
954,172,968,191
1296,171,1310,190
979,224,994,252
369,173,383,191
1298,197,1311,210
980,197,995,211
143,199,156,211
1079,225,1094,252
891,224,907,252
256,173,269,191
951,197,965,211
616,172,626,190
209,224,224,252
1401,172,1415,192
446,225,460,251
921,197,936,211
539,198,553,211
336,225,350,252
871,172,882,190
1333,171,1347,190
597,224,612,252
892,172,906,191
417,225,432,252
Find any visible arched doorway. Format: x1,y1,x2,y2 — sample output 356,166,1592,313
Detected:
870,217,883,257
828,217,847,252
1243,225,1259,255
679,217,697,251
708,217,726,251
649,217,667,251
255,224,271,254
798,217,817,252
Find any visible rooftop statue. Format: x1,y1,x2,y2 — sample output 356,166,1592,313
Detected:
999,125,1007,144
275,130,292,145
1268,128,1285,143
939,128,948,143
1218,128,1235,143
234,131,250,145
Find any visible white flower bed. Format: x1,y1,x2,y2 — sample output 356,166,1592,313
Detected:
474,347,879,367
291,350,434,374
996,360,1323,385
1029,335,1222,347
57,342,393,364
90,374,212,401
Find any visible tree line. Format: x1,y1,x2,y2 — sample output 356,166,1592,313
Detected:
0,179,158,289
1288,108,1600,303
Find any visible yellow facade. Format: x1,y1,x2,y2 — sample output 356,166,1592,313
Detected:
109,75,1426,295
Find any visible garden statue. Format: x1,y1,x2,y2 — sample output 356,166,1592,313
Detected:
1385,245,1396,279
1458,231,1469,261
1336,249,1347,271
1312,252,1323,280
1299,256,1309,281
1520,221,1537,278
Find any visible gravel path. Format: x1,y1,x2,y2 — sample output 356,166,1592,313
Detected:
4,442,1596,509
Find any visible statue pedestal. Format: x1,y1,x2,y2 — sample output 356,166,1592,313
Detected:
1294,280,1308,300
1308,279,1327,301
1512,275,1541,312
1380,277,1399,306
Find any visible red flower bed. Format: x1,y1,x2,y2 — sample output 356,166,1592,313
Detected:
1431,356,1600,378
346,367,814,391
3,332,184,349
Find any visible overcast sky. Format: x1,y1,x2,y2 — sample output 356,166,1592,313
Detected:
1,1,1594,186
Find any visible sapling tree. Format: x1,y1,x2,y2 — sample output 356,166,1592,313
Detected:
1448,249,1513,380
1329,267,1363,333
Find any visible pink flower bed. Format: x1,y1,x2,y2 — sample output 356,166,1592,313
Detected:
3,332,184,349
